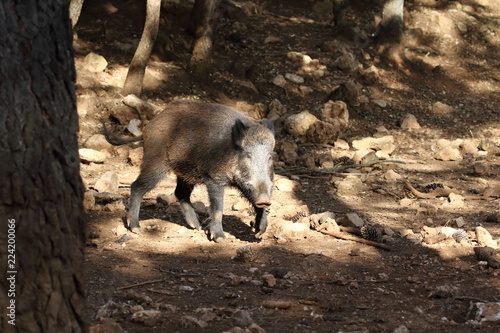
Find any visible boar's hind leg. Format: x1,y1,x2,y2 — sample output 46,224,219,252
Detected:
127,162,167,233
206,182,226,243
254,207,268,239
175,177,201,230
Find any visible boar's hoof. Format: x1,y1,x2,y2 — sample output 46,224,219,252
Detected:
214,236,227,243
130,226,143,234
255,231,265,239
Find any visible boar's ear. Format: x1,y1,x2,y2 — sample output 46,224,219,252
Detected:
232,118,249,149
261,119,275,136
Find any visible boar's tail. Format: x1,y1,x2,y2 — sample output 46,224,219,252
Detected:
102,122,143,146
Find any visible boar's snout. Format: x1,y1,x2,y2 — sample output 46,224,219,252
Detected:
255,192,272,208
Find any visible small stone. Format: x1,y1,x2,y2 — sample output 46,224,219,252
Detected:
476,226,498,248
434,147,462,161
275,178,300,192
278,141,299,166
385,169,402,180
103,200,125,212
284,111,319,137
85,134,114,150
248,322,266,333
332,53,359,72
455,217,466,228
431,102,453,115
448,193,465,207
115,225,128,237
79,148,106,163
373,99,387,108
339,213,365,228
83,191,96,210
352,136,395,154
335,176,365,196
232,309,254,328
267,99,287,121
89,319,125,333
264,35,282,44
127,119,142,137
393,325,410,333
460,139,478,155
306,121,340,144
179,315,208,328
274,219,309,239
334,139,350,150
272,74,286,87
473,162,490,176
456,22,467,33
320,100,349,131
234,245,256,262
94,171,119,193
127,147,143,166
400,113,421,130
285,73,304,84
480,139,500,155
262,274,277,287
84,52,108,72
299,85,313,94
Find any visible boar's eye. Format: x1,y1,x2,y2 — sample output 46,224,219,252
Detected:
244,152,253,159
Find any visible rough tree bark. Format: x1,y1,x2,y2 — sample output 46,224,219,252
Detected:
374,0,405,44
122,0,162,96
188,0,216,78
0,1,86,332
69,0,85,27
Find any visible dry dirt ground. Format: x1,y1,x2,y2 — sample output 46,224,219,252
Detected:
75,0,500,332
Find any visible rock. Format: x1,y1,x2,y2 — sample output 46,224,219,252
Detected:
318,153,334,169
83,191,96,210
128,147,144,166
299,85,314,94
278,141,298,166
384,169,402,180
103,200,126,212
352,136,395,154
393,325,410,333
127,119,142,137
480,139,500,155
232,309,254,327
476,226,498,248
373,99,388,108
90,319,125,333
332,53,359,72
179,315,208,328
262,274,277,287
320,100,349,132
275,178,300,192
334,139,350,150
247,323,266,333
285,73,304,84
334,176,365,196
475,302,500,322
95,301,128,320
94,172,119,193
192,201,207,215
399,198,413,207
284,111,319,137
262,300,292,309
79,148,106,164
460,139,478,155
306,121,340,144
399,113,421,130
84,52,108,72
447,193,464,207
267,99,287,121
272,74,286,87
274,219,309,239
264,35,282,44
235,101,266,120
434,146,462,161
431,101,453,115
330,80,362,107
473,162,490,176
85,134,114,150
234,245,256,262
338,213,365,228
455,217,466,228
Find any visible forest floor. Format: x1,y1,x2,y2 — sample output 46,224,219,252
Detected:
75,1,499,332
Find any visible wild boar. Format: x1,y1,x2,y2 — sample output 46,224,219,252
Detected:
104,99,275,242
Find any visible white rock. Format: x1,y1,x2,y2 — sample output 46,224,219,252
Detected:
79,148,106,163
400,113,421,130
434,147,462,161
476,226,498,248
127,119,142,137
272,75,286,87
267,99,287,121
431,102,453,115
83,52,108,72
335,176,365,196
284,111,318,137
285,73,305,84
352,136,395,154
94,171,119,193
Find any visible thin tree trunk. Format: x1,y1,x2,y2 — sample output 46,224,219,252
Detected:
69,0,84,27
374,0,405,44
0,1,86,332
122,0,162,96
188,0,216,78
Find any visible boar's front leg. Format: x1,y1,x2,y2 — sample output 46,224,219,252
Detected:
175,177,202,230
206,182,226,243
254,207,268,239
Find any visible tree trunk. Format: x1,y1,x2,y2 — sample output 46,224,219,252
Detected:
374,0,405,44
69,0,85,27
188,0,216,78
0,1,86,332
122,0,162,96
